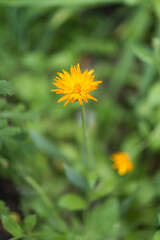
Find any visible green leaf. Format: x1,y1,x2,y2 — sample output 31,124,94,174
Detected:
0,201,9,216
153,0,160,20
1,215,23,237
23,237,37,240
123,0,143,6
158,213,160,225
86,171,98,189
4,137,18,150
138,121,150,137
83,198,120,239
0,126,21,150
0,80,15,96
23,215,37,232
132,45,155,64
121,186,139,215
29,130,70,162
149,124,160,150
90,178,116,201
58,193,88,211
64,164,87,191
152,231,160,240
0,0,122,7
0,127,20,138
0,120,7,129
10,238,23,240
153,38,160,55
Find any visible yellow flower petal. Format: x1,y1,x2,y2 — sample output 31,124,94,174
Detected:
57,95,69,103
51,64,102,106
110,152,134,175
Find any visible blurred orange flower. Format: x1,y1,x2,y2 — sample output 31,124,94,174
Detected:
111,152,134,175
51,63,102,106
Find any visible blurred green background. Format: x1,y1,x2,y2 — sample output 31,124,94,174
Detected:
0,0,160,239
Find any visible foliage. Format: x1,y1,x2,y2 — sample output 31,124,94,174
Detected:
0,80,15,96
0,0,160,239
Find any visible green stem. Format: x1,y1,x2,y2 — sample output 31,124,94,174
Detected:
81,105,93,169
25,175,65,233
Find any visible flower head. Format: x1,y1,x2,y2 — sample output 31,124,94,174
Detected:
51,63,102,106
110,152,134,176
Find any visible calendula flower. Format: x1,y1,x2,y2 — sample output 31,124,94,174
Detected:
51,63,102,106
110,152,134,176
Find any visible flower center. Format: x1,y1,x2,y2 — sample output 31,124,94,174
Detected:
73,84,81,94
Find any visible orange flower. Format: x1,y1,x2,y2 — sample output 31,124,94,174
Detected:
51,63,102,106
111,152,134,176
